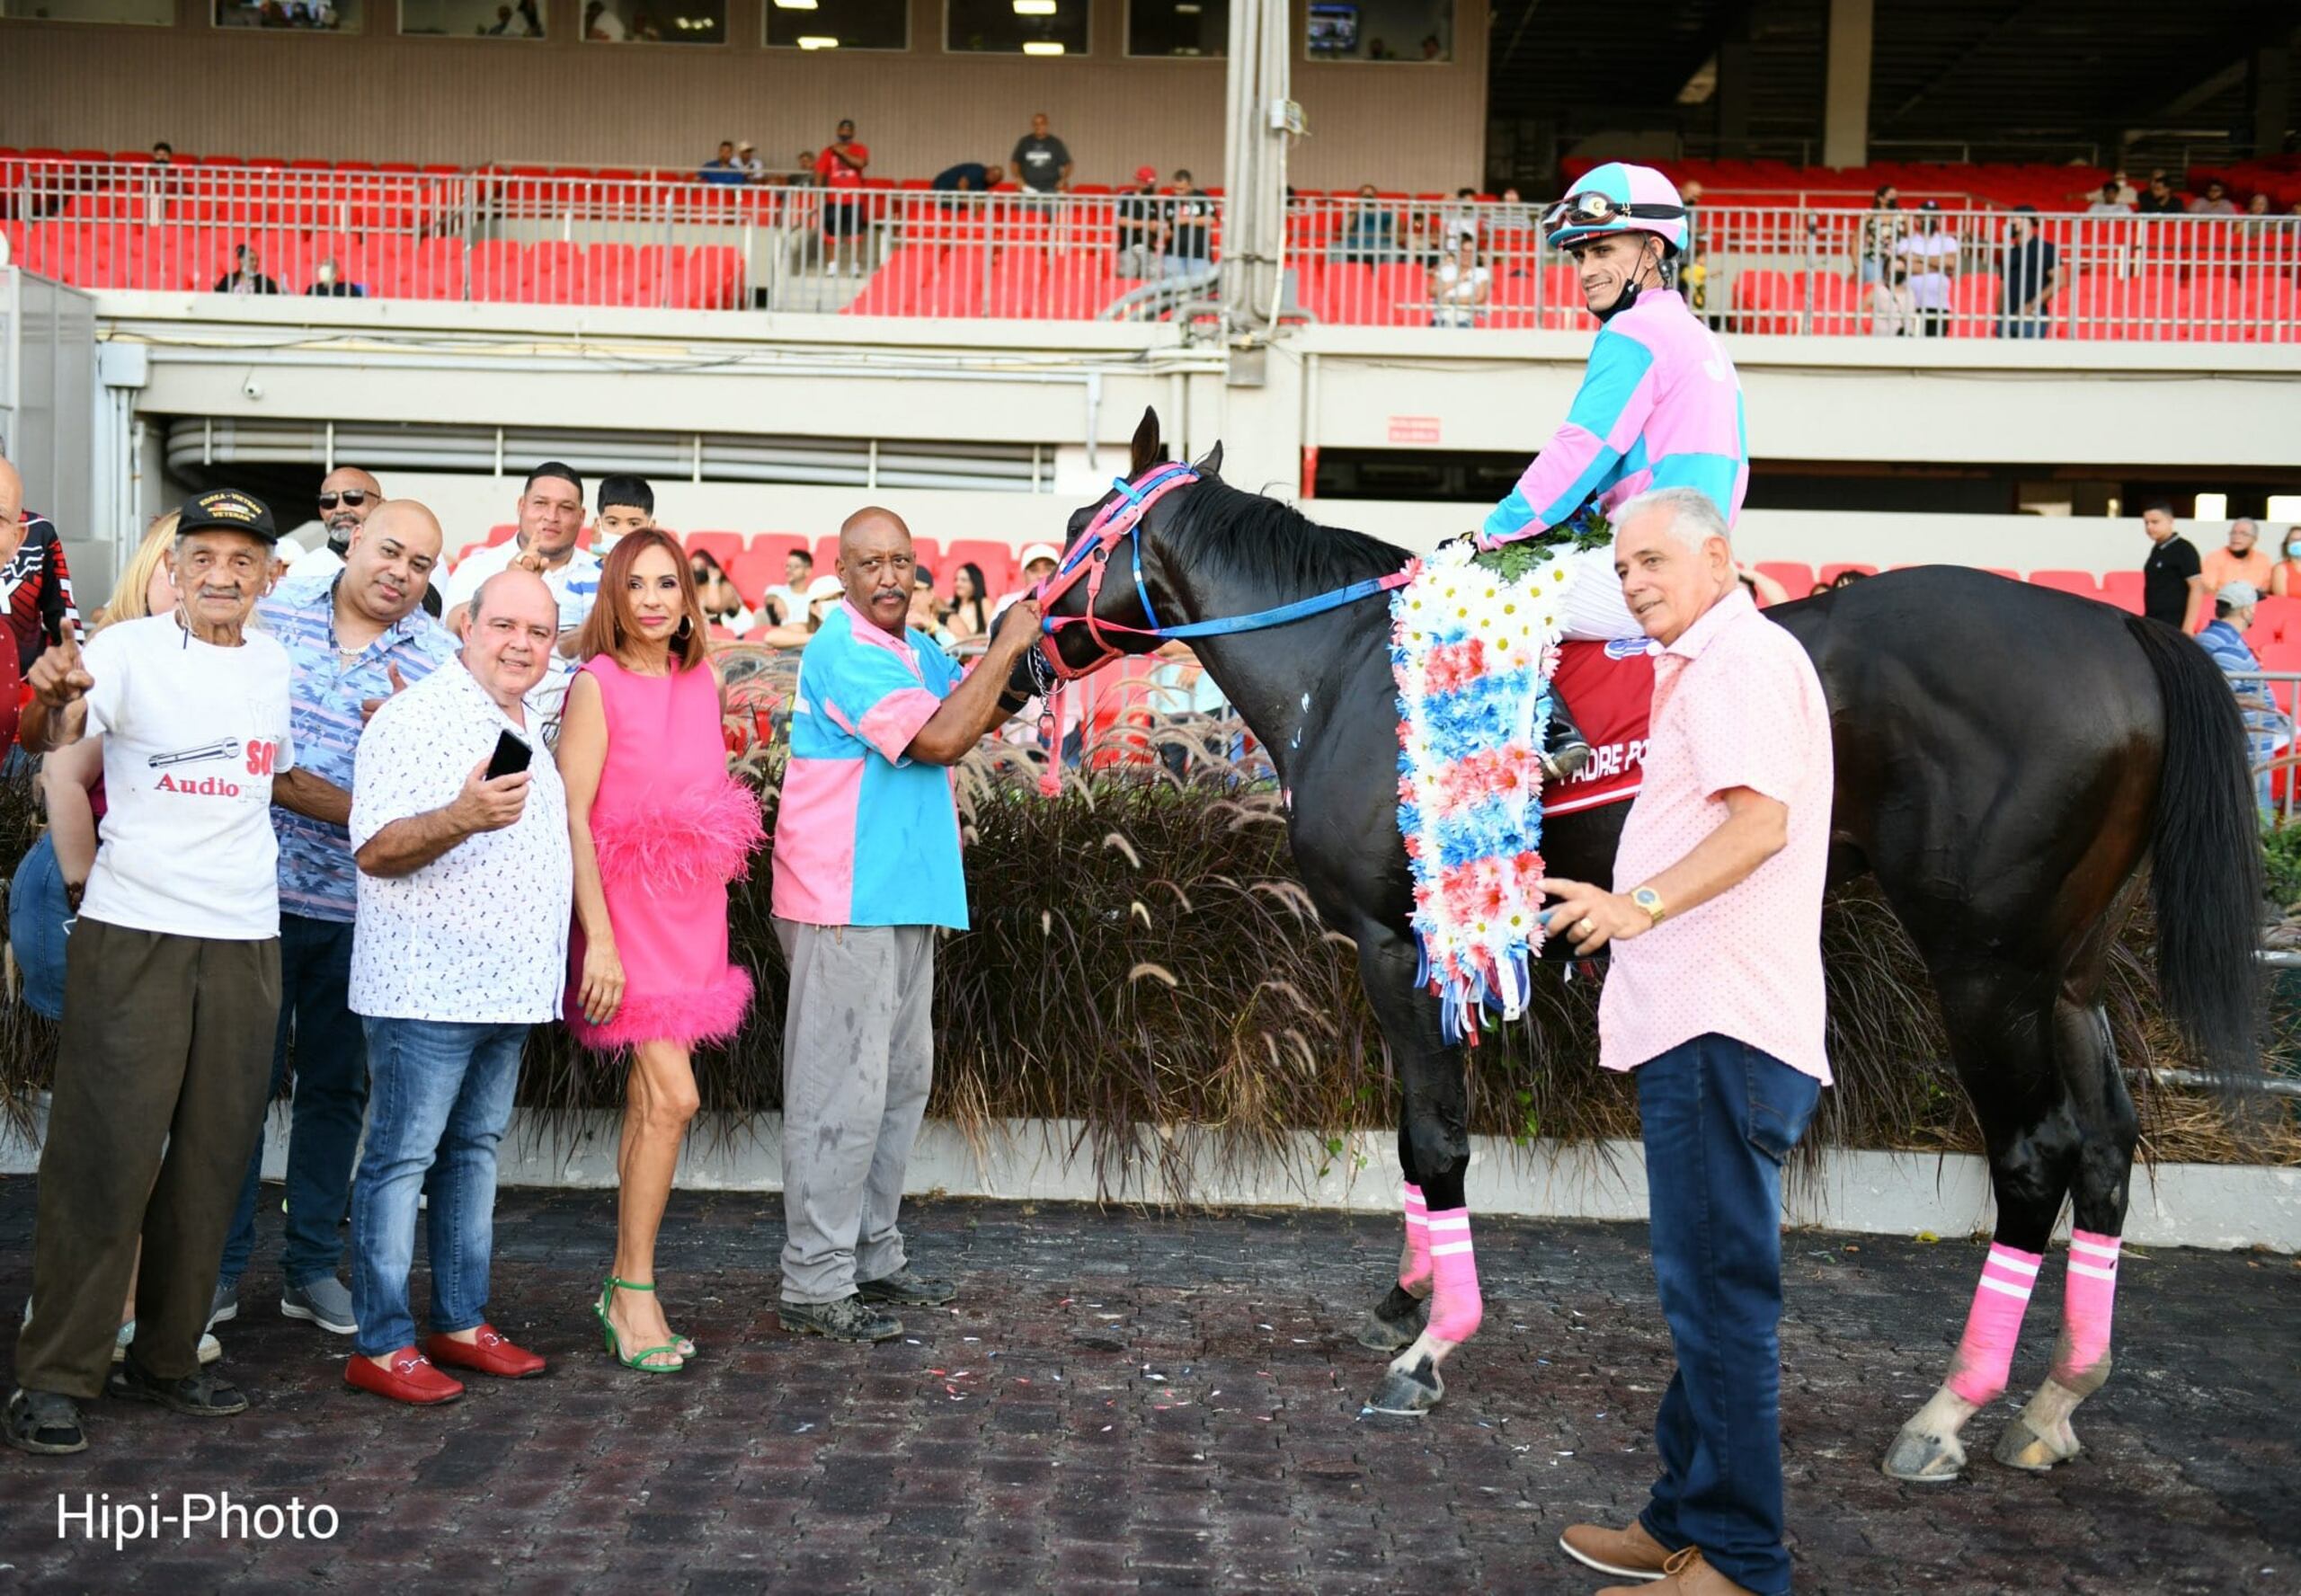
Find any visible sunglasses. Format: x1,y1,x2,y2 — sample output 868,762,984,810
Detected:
1541,191,1685,239
316,490,373,510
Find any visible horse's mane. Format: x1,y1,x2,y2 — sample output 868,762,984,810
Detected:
1159,474,1413,598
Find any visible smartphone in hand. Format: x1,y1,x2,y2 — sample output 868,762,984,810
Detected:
485,730,533,781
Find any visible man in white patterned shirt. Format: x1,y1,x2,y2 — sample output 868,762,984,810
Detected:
342,569,570,1406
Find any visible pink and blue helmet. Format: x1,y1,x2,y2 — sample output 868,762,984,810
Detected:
1543,163,1689,255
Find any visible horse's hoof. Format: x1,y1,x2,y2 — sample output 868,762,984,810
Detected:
1355,1287,1428,1352
1366,1354,1444,1416
1993,1415,2081,1473
1881,1422,1967,1483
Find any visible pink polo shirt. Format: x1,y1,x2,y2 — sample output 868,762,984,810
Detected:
1601,585,1834,1082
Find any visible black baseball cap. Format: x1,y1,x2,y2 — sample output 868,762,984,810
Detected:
174,489,280,543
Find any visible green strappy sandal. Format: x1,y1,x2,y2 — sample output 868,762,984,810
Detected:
594,1277,687,1373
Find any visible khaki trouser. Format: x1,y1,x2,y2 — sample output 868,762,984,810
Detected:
773,918,934,1304
14,918,280,1398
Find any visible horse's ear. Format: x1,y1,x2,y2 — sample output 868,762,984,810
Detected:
1193,440,1224,477
1131,408,1164,476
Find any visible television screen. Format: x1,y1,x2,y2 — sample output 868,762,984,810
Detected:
1306,2,1357,56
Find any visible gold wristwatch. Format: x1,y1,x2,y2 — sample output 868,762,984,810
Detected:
1630,886,1666,927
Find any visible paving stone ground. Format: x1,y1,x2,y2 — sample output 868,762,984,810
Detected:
0,1174,2294,1594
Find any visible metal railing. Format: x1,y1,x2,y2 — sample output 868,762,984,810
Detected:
5,156,2298,341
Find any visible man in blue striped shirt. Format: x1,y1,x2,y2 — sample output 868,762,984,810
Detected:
216,501,457,1339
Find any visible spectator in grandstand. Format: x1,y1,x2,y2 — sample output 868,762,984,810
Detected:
932,160,1003,193
2111,169,2137,206
993,545,1062,620
1734,562,1790,607
2195,517,2274,628
593,475,654,557
305,258,363,297
442,464,599,645
760,547,814,627
1869,262,1916,337
561,530,762,1375
1997,208,2059,339
1679,179,1703,268
734,142,765,182
1115,168,1168,278
215,244,281,297
770,507,1041,1343
2271,528,2301,598
2084,180,2131,216
342,568,564,1405
1010,113,1073,196
701,141,742,185
909,566,956,648
6,490,293,1456
942,561,992,643
151,141,173,165
2139,501,2201,630
2196,581,2285,813
689,549,754,636
2188,180,2238,217
1437,187,1482,250
217,500,455,1345
1333,184,1399,264
1858,185,1902,284
2135,174,2181,216
0,452,82,675
2242,192,2274,235
1898,201,1957,336
281,466,384,587
813,121,871,275
1493,187,1533,230
1426,233,1490,328
753,574,844,650
1164,172,1216,283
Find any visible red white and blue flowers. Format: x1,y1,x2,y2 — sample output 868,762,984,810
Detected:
1390,543,1572,1043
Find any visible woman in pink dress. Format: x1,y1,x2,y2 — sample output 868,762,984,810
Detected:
559,528,762,1372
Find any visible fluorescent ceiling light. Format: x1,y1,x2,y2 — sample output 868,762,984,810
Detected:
772,0,816,9
797,33,839,47
1012,0,1056,13
1176,3,1200,11
1022,39,1064,53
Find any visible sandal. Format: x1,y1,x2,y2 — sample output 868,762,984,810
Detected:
594,1277,685,1373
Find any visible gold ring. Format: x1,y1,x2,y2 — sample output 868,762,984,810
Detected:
1574,918,1597,938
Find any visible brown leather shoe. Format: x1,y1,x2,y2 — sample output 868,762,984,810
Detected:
1598,1547,1762,1596
1560,1519,1675,1582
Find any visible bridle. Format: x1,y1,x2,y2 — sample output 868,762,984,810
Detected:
1028,459,1201,689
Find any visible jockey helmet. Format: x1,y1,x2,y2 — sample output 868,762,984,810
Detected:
1544,164,1689,257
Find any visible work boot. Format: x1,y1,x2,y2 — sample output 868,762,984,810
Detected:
1598,1547,1761,1596
777,1294,902,1343
856,1269,955,1307
1541,690,1593,782
1559,1519,1675,1582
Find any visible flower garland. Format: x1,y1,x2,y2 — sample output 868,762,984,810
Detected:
1390,542,1572,1044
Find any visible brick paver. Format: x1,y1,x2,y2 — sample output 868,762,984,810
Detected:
0,1176,2293,1592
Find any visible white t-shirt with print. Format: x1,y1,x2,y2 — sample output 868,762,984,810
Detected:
80,613,296,941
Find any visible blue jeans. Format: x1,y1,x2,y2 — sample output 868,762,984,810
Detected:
349,1016,527,1358
7,831,70,1022
1997,313,2050,338
220,914,368,1290
1635,1033,1821,1596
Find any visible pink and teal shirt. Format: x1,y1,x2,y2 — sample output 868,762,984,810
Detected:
1480,288,1748,545
772,599,968,930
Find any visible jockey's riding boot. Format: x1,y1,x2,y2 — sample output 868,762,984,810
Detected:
1541,691,1594,783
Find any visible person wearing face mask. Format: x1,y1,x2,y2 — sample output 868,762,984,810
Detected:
305,258,364,297
1473,163,1744,780
2270,528,2301,598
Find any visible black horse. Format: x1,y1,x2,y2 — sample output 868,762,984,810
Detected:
1021,410,2261,1475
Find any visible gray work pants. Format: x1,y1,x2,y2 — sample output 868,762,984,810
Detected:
773,918,935,1303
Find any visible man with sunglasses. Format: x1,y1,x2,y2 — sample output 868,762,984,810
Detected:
1473,162,1746,781
282,468,383,588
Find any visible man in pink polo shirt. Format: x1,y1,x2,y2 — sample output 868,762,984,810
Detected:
1537,485,1833,1596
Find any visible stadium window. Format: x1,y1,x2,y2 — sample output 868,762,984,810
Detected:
946,0,1088,56
1,0,173,22
214,0,360,25
401,0,544,36
765,0,906,50
586,0,721,41
1126,0,1224,57
1306,0,1448,62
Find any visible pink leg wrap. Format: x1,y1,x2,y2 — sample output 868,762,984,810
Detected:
2052,1229,2121,1386
1399,1184,1433,1293
1944,1241,2042,1405
1425,1208,1483,1343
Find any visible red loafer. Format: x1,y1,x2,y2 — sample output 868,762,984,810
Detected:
422,1325,546,1379
345,1346,464,1405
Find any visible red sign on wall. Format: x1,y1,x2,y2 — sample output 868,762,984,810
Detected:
1387,416,1442,444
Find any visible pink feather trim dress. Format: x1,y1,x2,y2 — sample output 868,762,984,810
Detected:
568,653,765,1051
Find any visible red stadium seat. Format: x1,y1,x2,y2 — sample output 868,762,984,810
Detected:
944,539,1021,601
682,531,746,569
1755,561,1815,597
2029,570,2104,598
2098,572,2146,615
1731,268,1795,334
725,549,784,609
1817,563,1877,587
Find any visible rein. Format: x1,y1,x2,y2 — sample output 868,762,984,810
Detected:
1021,462,1415,794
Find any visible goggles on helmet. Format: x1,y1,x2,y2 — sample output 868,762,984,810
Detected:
1542,191,1687,240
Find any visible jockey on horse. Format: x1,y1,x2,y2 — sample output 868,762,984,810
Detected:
1479,162,1746,780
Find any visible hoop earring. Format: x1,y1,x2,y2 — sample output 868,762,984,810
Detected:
674,615,694,643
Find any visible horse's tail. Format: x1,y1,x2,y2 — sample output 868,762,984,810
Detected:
2126,615,2265,1092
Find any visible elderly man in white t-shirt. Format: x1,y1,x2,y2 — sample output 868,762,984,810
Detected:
341,568,571,1407
8,490,296,1457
